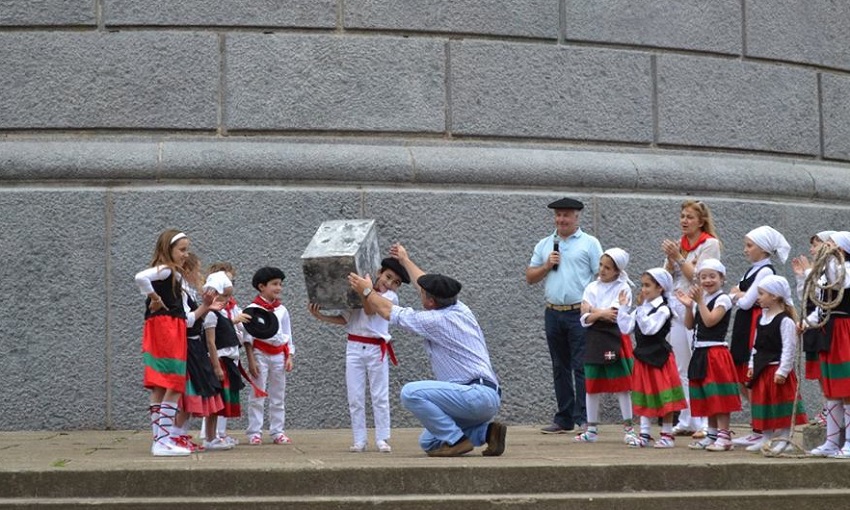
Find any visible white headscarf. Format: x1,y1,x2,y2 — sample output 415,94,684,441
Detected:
816,230,837,243
831,231,850,254
757,274,794,308
696,258,726,276
203,271,232,294
646,267,674,296
746,225,791,263
604,247,634,287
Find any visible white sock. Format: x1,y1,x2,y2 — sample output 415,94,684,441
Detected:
640,416,652,436
218,417,228,438
158,400,179,445
843,404,850,446
661,422,673,435
617,392,633,422
825,400,843,448
586,393,601,425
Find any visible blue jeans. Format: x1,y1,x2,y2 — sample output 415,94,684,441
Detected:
544,308,587,428
400,380,501,452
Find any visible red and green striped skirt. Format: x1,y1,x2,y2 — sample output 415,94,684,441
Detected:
216,357,244,418
819,317,850,399
585,334,634,394
142,315,187,393
805,350,821,381
631,355,687,418
688,346,742,417
750,365,807,430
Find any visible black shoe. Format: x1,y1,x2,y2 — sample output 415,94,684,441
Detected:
541,423,573,434
483,422,507,457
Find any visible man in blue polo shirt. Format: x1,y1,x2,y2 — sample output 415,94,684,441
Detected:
527,197,603,434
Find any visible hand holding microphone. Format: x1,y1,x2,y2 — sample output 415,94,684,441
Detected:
551,239,560,271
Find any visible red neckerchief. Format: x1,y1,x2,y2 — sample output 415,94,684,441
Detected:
680,231,713,253
252,295,281,311
225,297,238,312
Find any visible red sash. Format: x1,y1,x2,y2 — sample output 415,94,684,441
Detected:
347,334,398,366
253,338,290,360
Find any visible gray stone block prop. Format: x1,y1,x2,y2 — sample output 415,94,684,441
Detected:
301,220,382,310
225,34,445,132
450,41,653,142
0,0,95,26
657,55,819,155
0,190,107,430
566,0,741,54
746,0,850,71
345,0,558,39
104,0,336,28
0,32,219,130
822,73,850,161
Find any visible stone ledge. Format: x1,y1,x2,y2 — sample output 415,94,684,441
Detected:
1,139,848,201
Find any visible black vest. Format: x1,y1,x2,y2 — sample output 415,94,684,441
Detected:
185,294,204,338
694,294,732,342
633,301,673,368
749,312,789,387
144,273,186,320
213,310,240,350
730,264,775,364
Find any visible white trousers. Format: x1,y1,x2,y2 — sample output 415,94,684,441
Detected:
246,350,287,437
346,341,391,445
669,303,707,431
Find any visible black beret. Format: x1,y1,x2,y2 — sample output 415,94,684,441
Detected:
242,307,280,340
380,257,410,284
252,266,286,290
417,273,462,299
547,197,584,210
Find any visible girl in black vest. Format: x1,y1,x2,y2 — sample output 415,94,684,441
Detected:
617,268,687,448
676,258,742,451
728,225,790,448
805,232,850,457
746,275,806,454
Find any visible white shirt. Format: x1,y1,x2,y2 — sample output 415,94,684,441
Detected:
580,279,632,328
343,289,398,340
670,238,721,293
748,311,797,378
242,299,294,356
134,265,200,329
805,261,850,326
734,258,773,310
618,295,672,337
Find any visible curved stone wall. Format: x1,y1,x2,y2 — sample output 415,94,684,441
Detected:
2,1,850,430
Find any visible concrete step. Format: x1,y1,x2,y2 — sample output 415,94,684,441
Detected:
2,490,850,510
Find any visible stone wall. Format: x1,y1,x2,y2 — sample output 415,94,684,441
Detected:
1,1,849,430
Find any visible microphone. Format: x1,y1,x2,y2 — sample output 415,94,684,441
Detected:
552,239,559,271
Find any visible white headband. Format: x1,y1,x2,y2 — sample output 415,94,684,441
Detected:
757,274,794,308
831,231,850,254
170,232,187,245
203,271,232,294
746,225,790,263
646,267,674,296
696,258,726,276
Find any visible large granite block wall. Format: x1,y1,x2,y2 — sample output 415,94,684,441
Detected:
2,0,850,430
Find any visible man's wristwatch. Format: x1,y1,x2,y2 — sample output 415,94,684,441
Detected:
362,287,373,297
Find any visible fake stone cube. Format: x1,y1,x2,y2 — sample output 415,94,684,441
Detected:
301,219,381,310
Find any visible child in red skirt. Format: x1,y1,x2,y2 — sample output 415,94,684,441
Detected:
172,253,224,453
134,230,223,457
745,275,807,454
202,271,246,451
728,226,790,448
575,248,635,444
792,231,836,426
676,258,742,451
617,268,687,448
805,231,850,457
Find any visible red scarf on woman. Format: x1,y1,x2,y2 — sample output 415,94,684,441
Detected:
680,231,713,253
252,295,281,311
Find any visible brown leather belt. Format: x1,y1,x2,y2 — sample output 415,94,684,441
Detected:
546,302,582,312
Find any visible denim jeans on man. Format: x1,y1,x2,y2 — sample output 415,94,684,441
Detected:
545,307,587,429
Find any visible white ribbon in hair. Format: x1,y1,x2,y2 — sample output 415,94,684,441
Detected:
170,232,187,245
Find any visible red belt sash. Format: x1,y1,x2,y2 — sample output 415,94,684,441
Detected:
347,334,398,366
253,339,290,360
